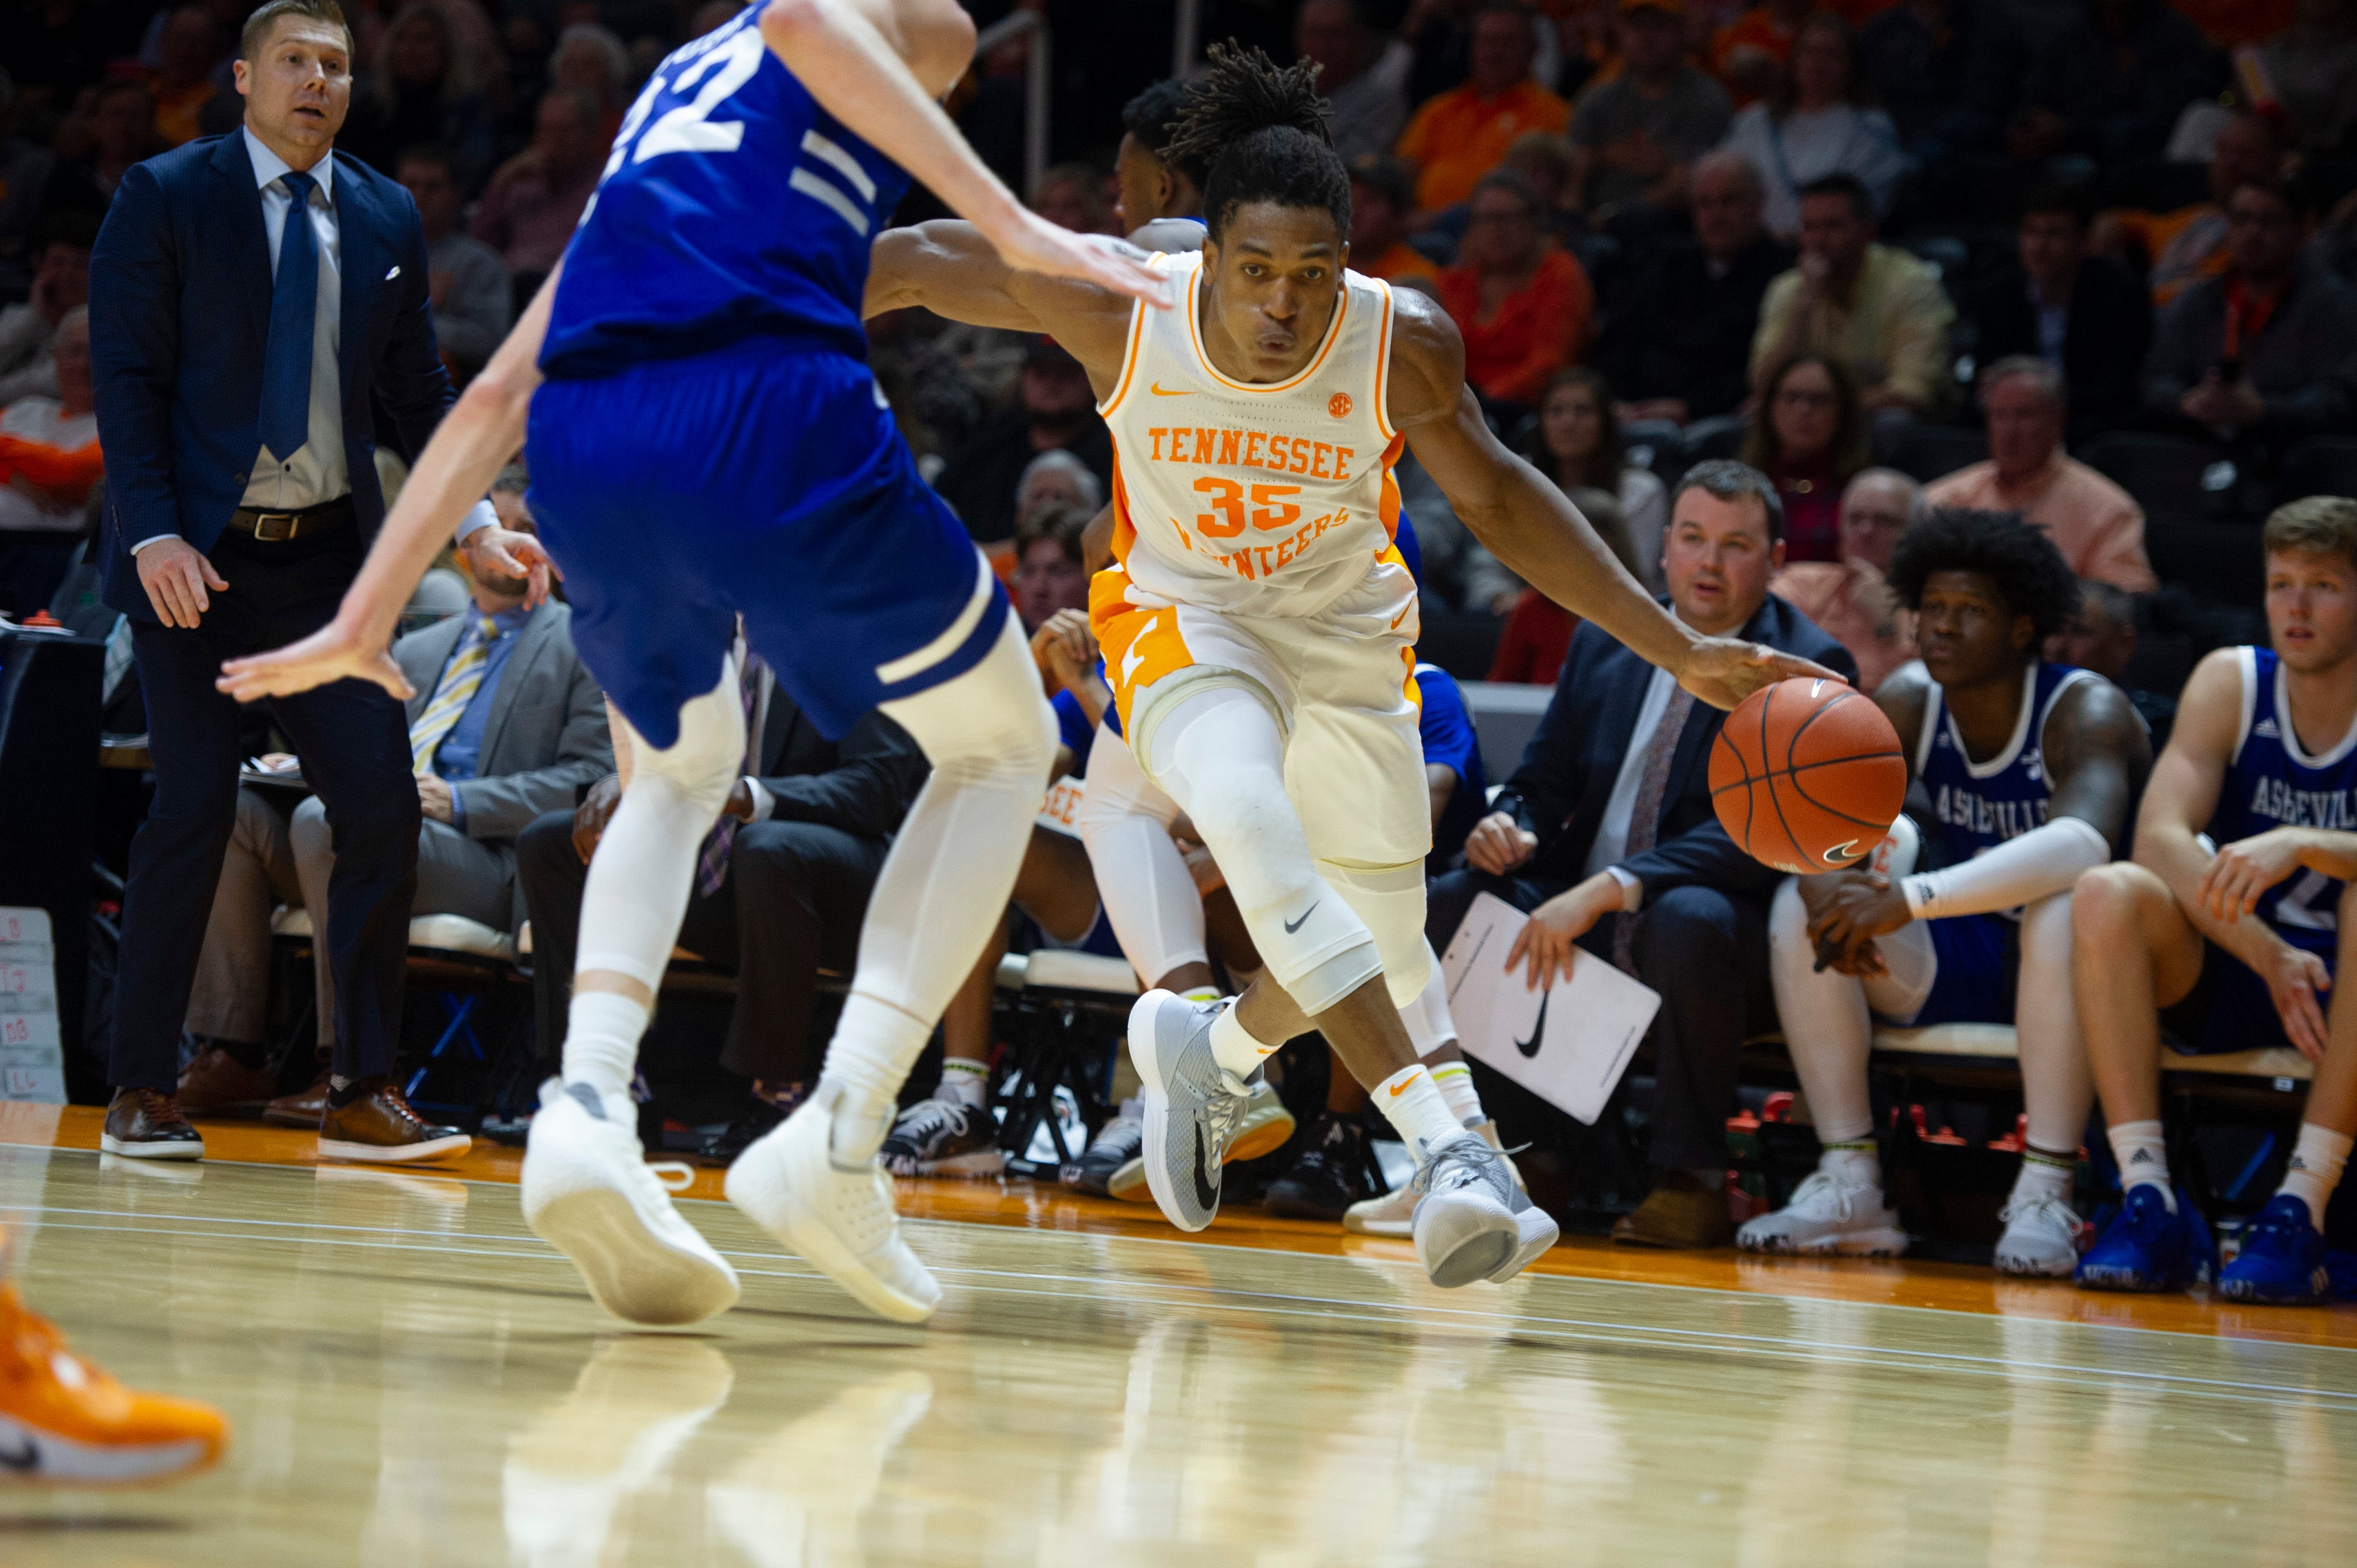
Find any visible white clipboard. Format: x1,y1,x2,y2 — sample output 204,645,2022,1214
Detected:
1438,892,1662,1125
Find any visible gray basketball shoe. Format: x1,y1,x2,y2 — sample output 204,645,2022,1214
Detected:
1127,989,1257,1232
1412,1131,1557,1287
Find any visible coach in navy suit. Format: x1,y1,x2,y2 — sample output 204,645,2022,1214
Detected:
89,0,498,1159
1428,461,1856,1249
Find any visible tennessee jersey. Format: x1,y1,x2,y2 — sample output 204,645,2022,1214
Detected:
541,8,909,379
2206,645,2357,957
1098,250,1407,619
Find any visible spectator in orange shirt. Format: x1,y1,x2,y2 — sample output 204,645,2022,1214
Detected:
0,306,99,617
1712,0,1813,106
2094,110,2286,308
150,6,225,148
1438,171,1595,414
1396,3,1572,212
1347,154,1439,282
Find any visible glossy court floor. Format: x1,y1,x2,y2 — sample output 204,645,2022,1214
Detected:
2,1105,2354,1566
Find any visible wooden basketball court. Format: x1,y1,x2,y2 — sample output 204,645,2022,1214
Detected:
3,1103,2353,1564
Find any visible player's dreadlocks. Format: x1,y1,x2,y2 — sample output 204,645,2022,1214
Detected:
1120,79,1210,191
1163,42,1350,243
1887,507,2083,642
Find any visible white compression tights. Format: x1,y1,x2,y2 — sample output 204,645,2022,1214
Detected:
1767,879,2092,1153
1141,683,1427,1015
1074,721,1206,985
566,620,1057,1153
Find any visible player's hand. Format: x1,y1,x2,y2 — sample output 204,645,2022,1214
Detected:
465,524,560,607
1464,811,1538,876
417,773,455,824
2262,940,2333,1061
1030,608,1097,690
1506,874,1624,991
1675,638,1846,712
136,538,228,629
2198,828,2308,923
217,613,411,704
985,210,1176,310
573,775,622,863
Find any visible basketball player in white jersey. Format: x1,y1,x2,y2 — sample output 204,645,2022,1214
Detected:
867,45,1831,1287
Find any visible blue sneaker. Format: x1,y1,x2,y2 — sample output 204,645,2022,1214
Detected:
2218,1194,2331,1305
2327,1248,2357,1302
2075,1185,2215,1293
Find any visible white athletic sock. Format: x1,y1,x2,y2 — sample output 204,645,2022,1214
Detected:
2279,1123,2353,1225
819,993,932,1141
564,991,649,1119
1375,1064,1465,1157
1819,1138,1880,1189
2107,1120,2173,1210
1207,1002,1277,1078
1429,1059,1485,1126
2010,1146,2075,1206
937,1057,990,1110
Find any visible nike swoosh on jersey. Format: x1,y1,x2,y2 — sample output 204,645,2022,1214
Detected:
1150,383,1195,396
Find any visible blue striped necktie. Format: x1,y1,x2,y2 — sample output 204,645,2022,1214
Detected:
258,170,318,464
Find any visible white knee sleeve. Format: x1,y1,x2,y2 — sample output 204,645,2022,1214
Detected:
1075,728,1207,984
577,669,747,989
1144,682,1381,1015
1400,941,1455,1054
1318,857,1431,1007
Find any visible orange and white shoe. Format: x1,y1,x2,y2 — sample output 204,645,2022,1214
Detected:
1,1242,228,1484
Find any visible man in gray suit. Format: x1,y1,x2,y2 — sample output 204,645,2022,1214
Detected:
177,505,610,1143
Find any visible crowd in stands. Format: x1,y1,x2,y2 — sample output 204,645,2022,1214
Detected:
14,0,2357,1303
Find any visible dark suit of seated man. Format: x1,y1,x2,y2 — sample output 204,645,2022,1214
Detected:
1427,460,1855,1249
517,662,926,1163
177,518,612,1142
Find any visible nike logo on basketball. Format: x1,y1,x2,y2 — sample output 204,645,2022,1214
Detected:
1515,989,1548,1058
1150,383,1195,396
1191,1123,1220,1210
1821,839,1862,865
1284,901,1319,933
0,1436,36,1472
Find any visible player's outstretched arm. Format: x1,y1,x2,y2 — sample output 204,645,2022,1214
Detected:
216,269,563,704
867,221,1141,391
763,0,1168,308
1386,292,1838,710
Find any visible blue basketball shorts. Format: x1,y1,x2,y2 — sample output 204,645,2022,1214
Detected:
2165,935,2338,1056
526,342,1005,747
1903,911,2019,1029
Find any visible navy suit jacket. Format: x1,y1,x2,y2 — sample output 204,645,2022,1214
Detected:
1492,594,1857,901
89,132,456,620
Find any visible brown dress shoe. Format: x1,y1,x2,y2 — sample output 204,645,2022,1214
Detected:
175,1045,279,1117
99,1089,205,1160
1611,1170,1735,1250
318,1078,472,1164
264,1064,331,1128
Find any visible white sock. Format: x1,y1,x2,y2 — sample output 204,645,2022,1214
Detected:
2010,1146,2075,1206
1428,1059,1484,1127
1819,1138,1880,1189
1374,1064,1465,1157
2279,1122,2353,1225
564,991,649,1120
819,993,931,1131
2107,1119,2173,1210
937,1056,990,1110
1207,1002,1276,1079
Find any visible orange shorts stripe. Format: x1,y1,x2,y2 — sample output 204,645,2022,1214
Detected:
1089,569,1196,734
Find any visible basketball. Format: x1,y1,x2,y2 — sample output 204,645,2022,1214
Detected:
1710,678,1907,875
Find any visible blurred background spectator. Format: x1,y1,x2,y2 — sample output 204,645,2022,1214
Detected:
1298,0,1409,161
398,143,508,383
935,337,1110,556
1594,147,1789,425
2014,0,2222,167
0,211,91,405
1960,181,2152,442
1349,153,1439,281
1011,501,1092,634
1769,465,1919,691
1721,13,1907,241
1030,161,1119,237
1743,351,1868,562
1521,366,1665,587
0,302,95,616
470,85,604,293
1567,0,1731,228
2094,110,2285,308
38,79,158,221
1439,169,1592,416
341,2,496,193
1752,172,1954,417
1397,1,1569,213
1857,0,2014,171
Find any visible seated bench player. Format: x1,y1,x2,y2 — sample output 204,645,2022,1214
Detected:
1738,508,2151,1274
2072,497,2357,1304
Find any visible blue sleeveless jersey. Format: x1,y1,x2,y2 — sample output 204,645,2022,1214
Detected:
540,8,910,379
1915,661,2098,871
2205,645,2357,955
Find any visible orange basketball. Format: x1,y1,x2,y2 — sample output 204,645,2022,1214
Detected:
1709,678,1906,875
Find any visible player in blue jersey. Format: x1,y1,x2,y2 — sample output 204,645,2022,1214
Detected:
217,0,1170,1328
2073,497,2357,1304
1739,509,2150,1274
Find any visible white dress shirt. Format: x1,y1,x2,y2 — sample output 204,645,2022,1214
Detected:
131,128,494,555
1582,662,1676,911
241,127,351,512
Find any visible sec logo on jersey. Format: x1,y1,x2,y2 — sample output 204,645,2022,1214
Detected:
1329,392,1352,418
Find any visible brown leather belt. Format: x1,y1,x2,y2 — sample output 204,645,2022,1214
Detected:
224,496,354,542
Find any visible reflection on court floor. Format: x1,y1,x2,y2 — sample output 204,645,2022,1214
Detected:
2,1146,2353,1565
